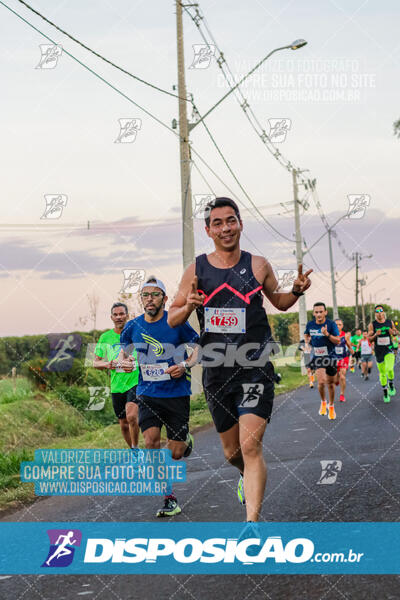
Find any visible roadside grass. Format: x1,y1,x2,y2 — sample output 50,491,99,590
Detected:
0,366,306,512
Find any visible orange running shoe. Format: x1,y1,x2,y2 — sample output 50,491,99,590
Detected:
328,405,336,420
319,401,327,416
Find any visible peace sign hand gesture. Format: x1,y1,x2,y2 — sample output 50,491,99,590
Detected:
186,276,205,312
292,264,312,293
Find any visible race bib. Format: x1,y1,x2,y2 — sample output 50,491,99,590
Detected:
205,307,246,334
116,355,136,373
140,362,170,382
377,336,390,346
314,346,328,356
335,347,343,355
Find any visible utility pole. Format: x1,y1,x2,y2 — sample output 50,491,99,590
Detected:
292,169,307,342
328,228,339,319
352,252,372,328
175,2,201,394
360,279,366,329
176,0,194,269
354,252,360,329
369,294,373,324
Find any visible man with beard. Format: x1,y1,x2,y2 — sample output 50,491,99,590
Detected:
119,277,198,517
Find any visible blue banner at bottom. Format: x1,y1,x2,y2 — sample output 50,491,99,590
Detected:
0,522,399,574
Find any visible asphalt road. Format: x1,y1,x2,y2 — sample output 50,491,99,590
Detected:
1,365,400,599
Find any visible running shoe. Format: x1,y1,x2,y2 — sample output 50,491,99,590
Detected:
183,432,194,458
365,376,369,381
328,405,336,420
309,383,314,389
339,394,346,402
131,447,144,459
350,367,355,373
237,521,261,557
156,495,182,517
388,384,397,397
319,401,327,416
383,389,391,403
237,473,246,505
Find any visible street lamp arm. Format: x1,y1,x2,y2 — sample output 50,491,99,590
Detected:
190,45,291,130
303,213,347,255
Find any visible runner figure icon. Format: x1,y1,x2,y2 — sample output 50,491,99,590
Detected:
45,531,77,566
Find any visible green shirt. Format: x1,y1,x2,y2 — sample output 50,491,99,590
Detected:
350,334,363,351
95,329,139,393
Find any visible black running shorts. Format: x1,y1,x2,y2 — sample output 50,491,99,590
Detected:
137,395,190,441
309,356,337,376
111,386,137,420
203,363,275,433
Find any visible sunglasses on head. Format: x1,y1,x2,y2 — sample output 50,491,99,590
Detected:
141,291,162,298
375,308,384,313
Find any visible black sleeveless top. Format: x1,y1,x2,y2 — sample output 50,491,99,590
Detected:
372,318,393,362
195,251,273,382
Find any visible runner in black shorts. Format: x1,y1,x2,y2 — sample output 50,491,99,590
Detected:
120,276,199,517
304,303,341,420
298,339,315,389
168,197,312,523
94,303,140,448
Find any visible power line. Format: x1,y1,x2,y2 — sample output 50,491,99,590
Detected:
183,4,302,175
0,0,182,139
13,0,191,103
3,0,299,246
191,100,295,243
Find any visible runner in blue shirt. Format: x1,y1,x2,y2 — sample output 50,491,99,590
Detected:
119,276,199,518
304,302,340,420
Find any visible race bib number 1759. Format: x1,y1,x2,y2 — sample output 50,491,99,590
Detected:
204,307,246,334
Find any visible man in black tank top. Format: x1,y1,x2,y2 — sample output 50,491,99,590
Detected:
368,305,397,402
168,197,312,522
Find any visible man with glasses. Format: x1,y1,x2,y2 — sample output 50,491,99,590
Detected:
304,303,341,420
368,305,398,402
93,302,140,449
168,197,312,524
119,276,198,517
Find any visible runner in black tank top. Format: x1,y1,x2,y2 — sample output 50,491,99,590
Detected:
168,197,312,523
368,305,397,401
195,250,273,387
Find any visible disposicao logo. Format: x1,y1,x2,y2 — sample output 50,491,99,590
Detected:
42,529,82,568
83,536,314,564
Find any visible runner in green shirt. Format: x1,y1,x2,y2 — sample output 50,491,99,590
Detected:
94,302,140,448
350,329,363,372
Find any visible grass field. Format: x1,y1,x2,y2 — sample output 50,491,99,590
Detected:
0,366,307,512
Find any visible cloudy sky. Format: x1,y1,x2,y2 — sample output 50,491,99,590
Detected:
0,0,399,335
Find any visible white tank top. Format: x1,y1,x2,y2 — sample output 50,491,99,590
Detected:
360,339,372,354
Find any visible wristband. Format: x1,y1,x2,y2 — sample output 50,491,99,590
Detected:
291,288,304,297
179,361,191,370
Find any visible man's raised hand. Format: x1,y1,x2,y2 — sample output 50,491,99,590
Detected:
186,276,205,311
293,264,313,293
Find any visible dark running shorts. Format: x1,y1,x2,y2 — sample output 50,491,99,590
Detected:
303,353,314,369
203,363,275,434
309,356,338,376
137,395,190,441
111,386,137,419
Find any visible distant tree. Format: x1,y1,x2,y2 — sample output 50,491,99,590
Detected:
394,118,400,138
274,318,291,346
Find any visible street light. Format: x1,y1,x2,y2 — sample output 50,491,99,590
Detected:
290,39,308,50
191,39,308,130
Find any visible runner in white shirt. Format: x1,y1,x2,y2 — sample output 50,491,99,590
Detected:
357,330,373,381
